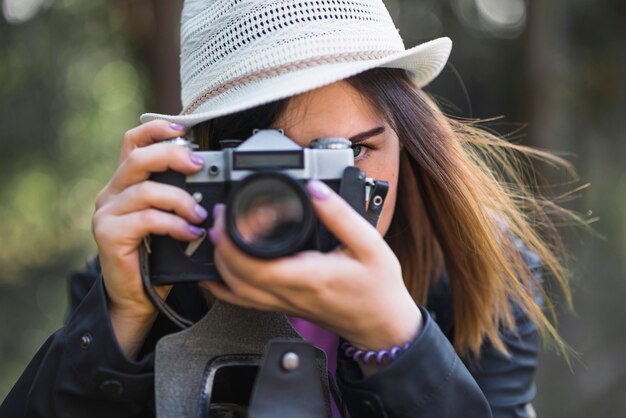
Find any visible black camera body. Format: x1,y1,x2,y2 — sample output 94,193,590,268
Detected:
147,129,386,285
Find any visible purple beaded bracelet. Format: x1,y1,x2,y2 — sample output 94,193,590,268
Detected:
341,341,412,365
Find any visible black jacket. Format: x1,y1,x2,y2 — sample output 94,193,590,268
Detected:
1,247,542,418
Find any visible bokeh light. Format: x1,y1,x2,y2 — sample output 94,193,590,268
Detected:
2,0,51,24
451,0,527,39
476,0,526,33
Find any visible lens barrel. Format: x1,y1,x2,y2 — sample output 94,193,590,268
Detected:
225,172,314,258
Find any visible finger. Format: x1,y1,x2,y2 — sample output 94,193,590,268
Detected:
210,219,353,297
210,204,300,288
211,252,284,309
107,142,204,196
210,203,359,289
261,249,363,298
306,180,385,260
119,120,186,163
99,181,208,224
209,206,282,285
93,208,205,248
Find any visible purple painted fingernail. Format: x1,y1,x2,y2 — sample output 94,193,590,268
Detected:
189,225,205,237
213,203,224,220
195,204,208,220
209,227,221,245
170,123,185,131
190,153,204,166
307,180,331,201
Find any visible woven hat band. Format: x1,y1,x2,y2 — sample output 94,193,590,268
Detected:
179,0,405,112
181,49,396,115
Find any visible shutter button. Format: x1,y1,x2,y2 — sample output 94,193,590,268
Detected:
79,333,92,349
99,379,124,397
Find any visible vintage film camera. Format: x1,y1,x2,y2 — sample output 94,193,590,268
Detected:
145,129,388,286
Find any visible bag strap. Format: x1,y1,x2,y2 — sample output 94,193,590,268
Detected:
248,339,330,418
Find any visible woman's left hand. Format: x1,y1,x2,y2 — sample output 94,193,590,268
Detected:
200,179,422,351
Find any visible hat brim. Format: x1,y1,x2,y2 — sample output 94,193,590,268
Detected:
140,37,452,128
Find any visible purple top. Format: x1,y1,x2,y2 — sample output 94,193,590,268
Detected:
288,316,341,417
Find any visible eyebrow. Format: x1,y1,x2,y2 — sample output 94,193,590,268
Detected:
348,126,386,143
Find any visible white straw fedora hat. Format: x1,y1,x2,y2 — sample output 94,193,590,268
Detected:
140,0,452,128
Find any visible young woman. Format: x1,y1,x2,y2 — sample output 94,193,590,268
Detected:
2,1,573,417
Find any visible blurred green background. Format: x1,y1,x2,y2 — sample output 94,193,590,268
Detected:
1,0,624,415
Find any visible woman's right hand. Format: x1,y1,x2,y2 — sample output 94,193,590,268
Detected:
91,120,208,358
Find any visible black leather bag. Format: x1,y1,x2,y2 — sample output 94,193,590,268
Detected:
198,340,334,418
154,302,346,418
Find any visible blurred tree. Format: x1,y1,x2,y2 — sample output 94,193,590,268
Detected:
116,0,182,115
0,0,169,398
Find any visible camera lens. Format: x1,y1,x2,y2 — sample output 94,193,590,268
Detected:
226,173,313,258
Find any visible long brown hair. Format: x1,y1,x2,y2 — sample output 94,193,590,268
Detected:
193,68,577,358
349,68,575,357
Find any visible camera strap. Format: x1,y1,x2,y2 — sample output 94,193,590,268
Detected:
140,241,194,328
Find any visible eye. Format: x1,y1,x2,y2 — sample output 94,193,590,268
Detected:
351,143,374,161
352,144,364,159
